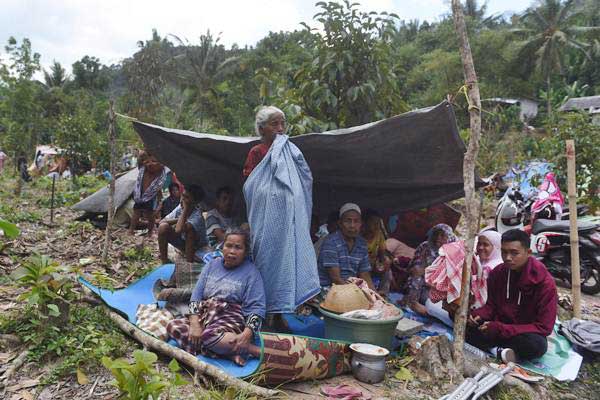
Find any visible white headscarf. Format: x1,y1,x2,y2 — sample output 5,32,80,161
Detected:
478,230,503,277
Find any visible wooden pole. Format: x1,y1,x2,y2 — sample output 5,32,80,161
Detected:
102,100,117,264
566,140,581,319
451,0,482,372
50,174,56,223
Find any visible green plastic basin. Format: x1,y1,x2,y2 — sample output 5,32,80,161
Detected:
319,307,403,350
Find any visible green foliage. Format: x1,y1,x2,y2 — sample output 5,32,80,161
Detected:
122,245,154,263
1,304,130,383
102,350,187,400
0,218,20,238
533,113,600,210
196,386,258,400
0,203,42,223
10,255,75,315
294,1,409,129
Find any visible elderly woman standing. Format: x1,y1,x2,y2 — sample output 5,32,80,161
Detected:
243,106,320,326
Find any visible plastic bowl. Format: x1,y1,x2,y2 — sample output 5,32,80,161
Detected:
319,307,403,350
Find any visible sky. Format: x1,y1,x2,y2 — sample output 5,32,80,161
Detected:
1,0,529,76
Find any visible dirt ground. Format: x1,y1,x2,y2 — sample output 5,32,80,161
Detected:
1,174,599,399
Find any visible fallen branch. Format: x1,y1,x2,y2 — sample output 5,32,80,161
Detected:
104,308,281,398
0,346,31,389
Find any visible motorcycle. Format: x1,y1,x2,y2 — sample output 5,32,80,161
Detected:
496,185,600,295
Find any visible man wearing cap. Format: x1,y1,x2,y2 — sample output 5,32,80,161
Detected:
317,203,375,289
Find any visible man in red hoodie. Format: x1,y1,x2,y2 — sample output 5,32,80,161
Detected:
467,229,557,362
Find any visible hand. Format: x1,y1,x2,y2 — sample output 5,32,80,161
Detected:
229,329,253,354
478,321,491,332
468,315,482,327
189,323,203,348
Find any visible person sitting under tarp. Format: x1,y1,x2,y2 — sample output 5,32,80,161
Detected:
363,210,386,270
160,182,181,219
467,229,557,363
424,230,503,327
318,203,375,290
167,228,265,366
129,153,167,236
158,184,209,264
205,186,235,248
402,223,457,314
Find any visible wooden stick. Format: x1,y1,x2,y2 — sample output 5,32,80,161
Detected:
50,174,56,223
566,140,581,319
104,308,280,398
0,346,30,389
451,0,483,373
102,100,117,265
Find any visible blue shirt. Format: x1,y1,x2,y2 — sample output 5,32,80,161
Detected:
317,230,371,286
165,204,208,249
190,257,266,318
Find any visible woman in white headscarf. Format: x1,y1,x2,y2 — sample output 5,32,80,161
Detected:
477,230,503,279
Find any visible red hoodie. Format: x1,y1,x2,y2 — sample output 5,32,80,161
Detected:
472,256,557,341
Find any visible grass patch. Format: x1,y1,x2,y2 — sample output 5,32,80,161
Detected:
2,304,131,383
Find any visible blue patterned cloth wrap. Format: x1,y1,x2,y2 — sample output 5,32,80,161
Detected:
243,134,320,313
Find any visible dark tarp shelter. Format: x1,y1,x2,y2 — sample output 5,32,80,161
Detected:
132,101,482,217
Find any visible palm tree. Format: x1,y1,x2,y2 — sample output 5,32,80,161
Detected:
43,61,67,87
514,0,600,115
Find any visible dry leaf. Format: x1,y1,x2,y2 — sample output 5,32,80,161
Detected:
19,390,34,400
76,368,89,385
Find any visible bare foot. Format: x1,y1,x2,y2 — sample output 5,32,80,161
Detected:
410,301,428,316
229,354,246,366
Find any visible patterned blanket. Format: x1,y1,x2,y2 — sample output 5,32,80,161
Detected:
255,333,351,384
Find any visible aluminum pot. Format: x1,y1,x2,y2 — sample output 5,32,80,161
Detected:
349,343,389,384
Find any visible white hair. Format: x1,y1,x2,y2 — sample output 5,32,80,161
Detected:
255,106,285,136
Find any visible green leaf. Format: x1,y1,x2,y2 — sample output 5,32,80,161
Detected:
0,219,19,238
168,358,180,372
47,303,60,317
394,367,414,381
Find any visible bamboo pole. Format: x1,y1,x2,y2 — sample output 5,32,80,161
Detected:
566,140,581,319
102,100,117,264
104,308,281,398
50,174,56,223
451,0,482,372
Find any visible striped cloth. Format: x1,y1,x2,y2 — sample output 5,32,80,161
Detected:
425,241,487,309
166,298,244,356
243,134,320,313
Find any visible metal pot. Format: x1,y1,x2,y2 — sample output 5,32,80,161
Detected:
350,343,389,384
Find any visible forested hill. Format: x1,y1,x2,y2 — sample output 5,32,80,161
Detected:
1,0,599,206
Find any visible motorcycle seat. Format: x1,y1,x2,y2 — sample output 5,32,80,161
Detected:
532,219,599,235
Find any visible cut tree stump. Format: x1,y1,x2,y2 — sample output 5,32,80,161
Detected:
407,335,462,382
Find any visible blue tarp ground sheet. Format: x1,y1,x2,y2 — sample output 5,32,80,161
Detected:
79,264,328,378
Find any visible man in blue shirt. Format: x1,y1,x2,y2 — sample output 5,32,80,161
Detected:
318,203,374,289
158,184,209,264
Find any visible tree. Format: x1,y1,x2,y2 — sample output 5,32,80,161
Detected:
72,55,110,92
0,37,42,157
513,0,600,115
294,0,409,129
43,61,68,88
